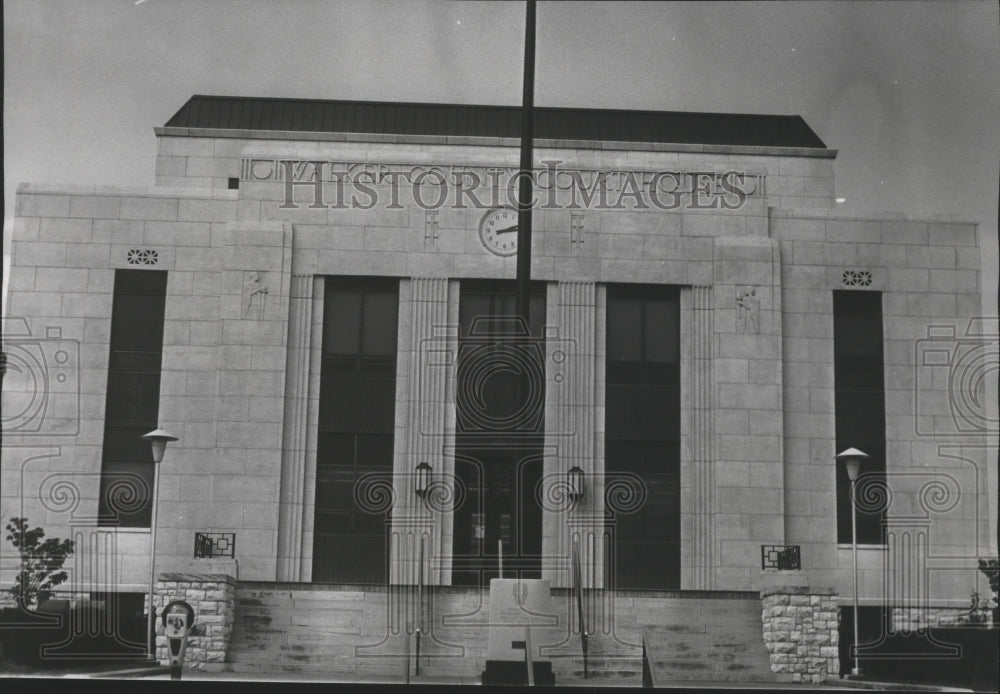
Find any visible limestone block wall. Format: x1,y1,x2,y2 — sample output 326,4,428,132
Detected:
1,183,291,589
710,236,785,590
154,572,236,669
1,184,240,591
773,208,991,606
761,585,840,683
153,130,836,209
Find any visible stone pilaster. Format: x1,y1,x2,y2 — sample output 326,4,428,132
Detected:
543,281,600,589
276,274,314,581
681,285,715,589
389,277,452,585
298,277,325,581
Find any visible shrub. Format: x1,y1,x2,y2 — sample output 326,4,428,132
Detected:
4,517,75,611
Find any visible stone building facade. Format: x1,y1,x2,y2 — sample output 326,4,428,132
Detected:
1,97,993,638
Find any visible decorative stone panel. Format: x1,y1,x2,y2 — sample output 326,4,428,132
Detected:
154,572,236,670
760,584,839,684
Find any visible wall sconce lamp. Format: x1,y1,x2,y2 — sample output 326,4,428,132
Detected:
567,465,585,502
415,462,432,497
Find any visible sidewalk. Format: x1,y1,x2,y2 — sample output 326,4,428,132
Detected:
59,667,859,689
54,664,974,691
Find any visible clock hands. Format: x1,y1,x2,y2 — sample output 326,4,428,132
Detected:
495,224,518,234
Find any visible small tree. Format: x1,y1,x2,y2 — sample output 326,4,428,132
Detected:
5,517,75,611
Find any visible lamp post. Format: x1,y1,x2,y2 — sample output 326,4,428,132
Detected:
836,447,869,678
142,428,178,660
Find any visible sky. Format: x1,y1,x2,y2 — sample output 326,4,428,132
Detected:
3,0,999,315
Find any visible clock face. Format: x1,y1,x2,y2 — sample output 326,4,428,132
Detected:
479,207,519,256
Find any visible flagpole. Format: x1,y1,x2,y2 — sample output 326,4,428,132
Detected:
515,0,536,324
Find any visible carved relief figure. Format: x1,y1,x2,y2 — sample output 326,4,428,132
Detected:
244,271,269,319
736,286,760,334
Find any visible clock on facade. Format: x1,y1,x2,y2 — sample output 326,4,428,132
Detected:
479,207,519,256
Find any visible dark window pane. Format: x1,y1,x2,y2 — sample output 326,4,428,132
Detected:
833,291,886,544
105,372,161,424
605,284,680,589
314,277,399,583
315,478,355,510
317,433,355,467
460,294,492,337
116,269,167,295
354,509,388,531
607,296,641,362
324,289,362,355
100,271,166,529
361,291,398,355
644,299,678,363
314,511,352,534
356,434,393,467
103,426,156,463
111,295,165,348
98,459,153,527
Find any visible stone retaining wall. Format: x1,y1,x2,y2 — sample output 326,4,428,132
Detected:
760,585,839,683
154,572,236,670
891,606,981,631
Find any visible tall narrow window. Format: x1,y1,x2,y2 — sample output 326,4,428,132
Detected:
833,291,887,544
605,284,681,589
312,277,398,583
98,270,168,527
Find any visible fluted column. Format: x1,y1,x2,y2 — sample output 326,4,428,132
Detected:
389,277,452,585
542,281,600,589
276,274,314,581
681,285,715,589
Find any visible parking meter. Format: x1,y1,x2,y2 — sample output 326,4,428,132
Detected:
161,600,196,680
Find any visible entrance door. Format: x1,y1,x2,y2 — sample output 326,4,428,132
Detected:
452,448,543,585
451,281,545,586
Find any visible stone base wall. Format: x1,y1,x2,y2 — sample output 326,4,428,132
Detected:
761,585,839,683
227,584,769,680
891,606,983,631
153,572,236,670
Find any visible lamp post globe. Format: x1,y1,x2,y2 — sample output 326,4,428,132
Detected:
836,447,869,482
142,429,179,464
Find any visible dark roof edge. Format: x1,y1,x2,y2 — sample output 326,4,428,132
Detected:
178,93,817,123
153,126,839,159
